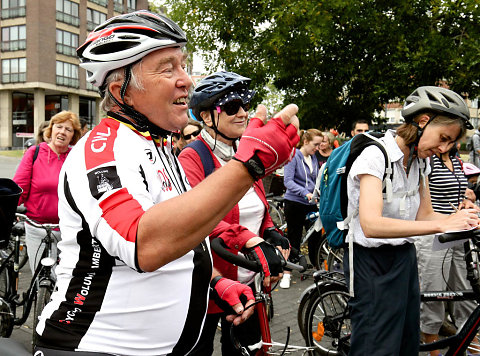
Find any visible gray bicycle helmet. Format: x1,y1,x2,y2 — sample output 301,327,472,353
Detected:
77,10,187,90
189,71,255,121
401,86,472,129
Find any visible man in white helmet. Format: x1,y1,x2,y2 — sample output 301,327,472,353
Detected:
34,10,299,355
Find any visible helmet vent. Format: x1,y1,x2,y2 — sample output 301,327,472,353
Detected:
427,92,439,103
92,41,139,55
441,98,450,108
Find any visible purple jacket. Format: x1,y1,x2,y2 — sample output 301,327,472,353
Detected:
13,142,70,224
283,149,319,205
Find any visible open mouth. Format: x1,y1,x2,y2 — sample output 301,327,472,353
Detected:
173,97,187,105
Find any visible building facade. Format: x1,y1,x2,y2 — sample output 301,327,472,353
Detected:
0,0,148,148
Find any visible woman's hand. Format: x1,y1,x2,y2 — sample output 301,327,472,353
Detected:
441,209,480,232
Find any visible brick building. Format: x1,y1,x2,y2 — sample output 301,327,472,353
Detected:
0,0,149,148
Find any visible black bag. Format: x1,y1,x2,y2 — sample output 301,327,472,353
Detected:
0,179,22,248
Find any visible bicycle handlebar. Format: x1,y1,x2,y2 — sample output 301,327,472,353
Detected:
210,238,305,273
15,213,59,231
437,229,480,243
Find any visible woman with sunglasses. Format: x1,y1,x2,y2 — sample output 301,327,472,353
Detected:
179,71,290,355
173,119,202,155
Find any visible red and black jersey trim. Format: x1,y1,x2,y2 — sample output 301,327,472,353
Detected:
37,175,116,349
168,240,212,355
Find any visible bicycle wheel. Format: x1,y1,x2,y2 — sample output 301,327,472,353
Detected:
304,283,351,355
326,247,344,273
268,201,285,230
0,259,9,299
314,235,330,271
298,283,317,340
0,263,13,337
33,283,53,350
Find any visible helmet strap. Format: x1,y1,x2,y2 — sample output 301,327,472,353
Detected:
208,109,238,142
405,114,437,174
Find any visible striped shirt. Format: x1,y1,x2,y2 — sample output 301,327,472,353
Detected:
428,154,467,214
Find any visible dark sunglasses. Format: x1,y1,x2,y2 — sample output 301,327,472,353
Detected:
217,100,251,116
182,129,201,140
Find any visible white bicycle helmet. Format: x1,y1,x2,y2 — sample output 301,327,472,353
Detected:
401,86,472,129
77,10,187,89
464,162,480,177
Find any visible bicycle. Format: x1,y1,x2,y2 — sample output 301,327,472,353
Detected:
267,194,287,231
0,212,58,351
9,217,28,271
211,237,317,355
298,229,480,356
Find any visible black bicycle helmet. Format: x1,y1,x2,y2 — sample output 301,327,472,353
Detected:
189,71,255,121
401,86,472,129
77,10,187,90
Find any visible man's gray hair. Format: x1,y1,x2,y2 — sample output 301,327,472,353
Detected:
101,61,145,112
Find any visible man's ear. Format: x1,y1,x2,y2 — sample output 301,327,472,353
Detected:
108,80,131,106
201,110,213,127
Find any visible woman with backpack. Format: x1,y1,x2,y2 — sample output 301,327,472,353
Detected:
344,86,479,355
178,71,290,355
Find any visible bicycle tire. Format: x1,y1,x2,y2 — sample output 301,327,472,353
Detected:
297,283,317,340
33,283,53,350
268,200,285,230
303,283,351,355
326,247,344,273
314,236,330,271
0,260,9,299
0,297,13,337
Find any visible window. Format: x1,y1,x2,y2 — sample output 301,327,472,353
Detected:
89,0,107,6
2,57,26,83
127,0,136,12
56,0,79,26
113,0,123,12
87,8,106,31
56,29,78,56
2,25,26,51
56,61,79,88
1,0,26,19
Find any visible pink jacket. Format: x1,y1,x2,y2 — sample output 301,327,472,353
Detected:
13,142,70,224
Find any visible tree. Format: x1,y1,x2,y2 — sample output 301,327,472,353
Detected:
158,0,480,131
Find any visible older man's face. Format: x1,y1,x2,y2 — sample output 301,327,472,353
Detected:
127,47,192,132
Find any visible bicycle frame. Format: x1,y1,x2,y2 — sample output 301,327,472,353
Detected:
0,214,57,334
210,238,314,355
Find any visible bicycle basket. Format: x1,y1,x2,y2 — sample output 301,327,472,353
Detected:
0,178,22,248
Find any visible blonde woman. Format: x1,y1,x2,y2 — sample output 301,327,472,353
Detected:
13,111,81,274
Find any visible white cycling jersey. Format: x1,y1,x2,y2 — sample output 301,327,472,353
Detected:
36,114,212,355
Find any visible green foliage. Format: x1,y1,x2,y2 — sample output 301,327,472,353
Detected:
159,0,480,131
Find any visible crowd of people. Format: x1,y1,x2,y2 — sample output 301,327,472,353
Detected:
0,8,479,356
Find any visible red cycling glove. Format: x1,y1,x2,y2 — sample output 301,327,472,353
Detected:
234,117,299,180
210,277,254,314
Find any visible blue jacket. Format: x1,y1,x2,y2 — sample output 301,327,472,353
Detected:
283,149,319,205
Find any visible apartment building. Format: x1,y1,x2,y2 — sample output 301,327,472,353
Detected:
0,0,148,148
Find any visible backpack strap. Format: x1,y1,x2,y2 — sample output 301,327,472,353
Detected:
32,145,40,165
185,140,215,178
